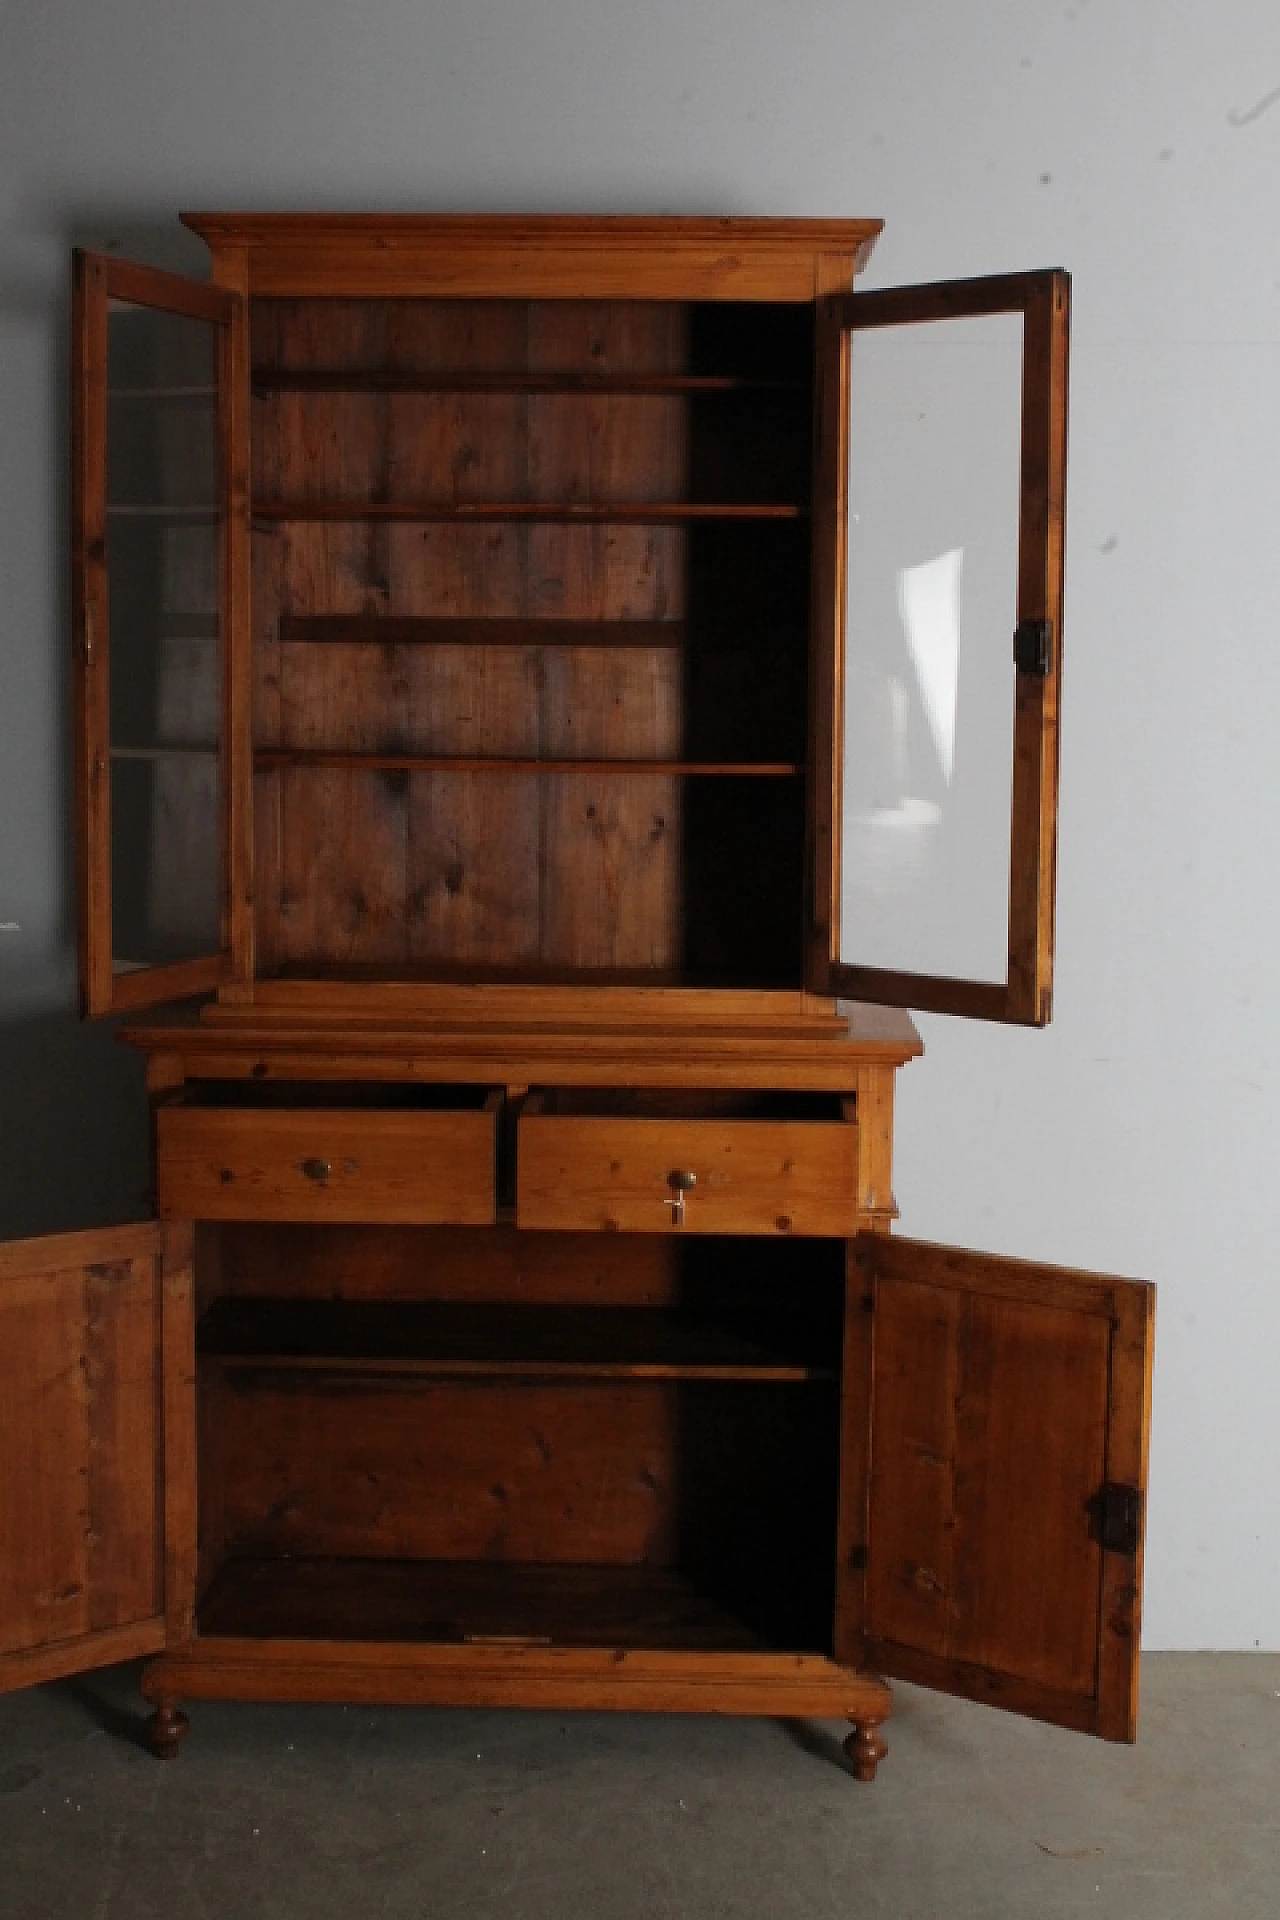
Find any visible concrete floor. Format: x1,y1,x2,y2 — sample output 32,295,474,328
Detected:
0,1655,1275,1918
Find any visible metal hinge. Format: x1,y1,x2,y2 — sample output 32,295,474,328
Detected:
1014,618,1053,677
1094,1482,1143,1557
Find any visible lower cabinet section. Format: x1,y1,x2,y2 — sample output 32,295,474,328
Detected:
141,1217,892,1770
1,1076,1147,1779
191,1227,845,1659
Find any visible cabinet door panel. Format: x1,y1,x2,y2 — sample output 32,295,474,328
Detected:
842,1234,1152,1741
809,272,1069,1025
0,1223,192,1694
74,251,244,1015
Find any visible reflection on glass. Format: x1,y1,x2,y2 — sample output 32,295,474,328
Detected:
899,546,960,783
840,313,1023,985
111,758,220,964
105,301,221,970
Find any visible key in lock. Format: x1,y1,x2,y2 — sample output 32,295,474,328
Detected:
665,1168,697,1226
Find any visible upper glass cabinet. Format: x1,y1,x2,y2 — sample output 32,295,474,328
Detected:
73,252,239,1015
810,271,1070,1025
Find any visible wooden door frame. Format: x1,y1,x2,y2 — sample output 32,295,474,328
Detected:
807,271,1070,1025
73,249,244,1016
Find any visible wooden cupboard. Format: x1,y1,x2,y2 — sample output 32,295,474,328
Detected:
0,217,1151,1777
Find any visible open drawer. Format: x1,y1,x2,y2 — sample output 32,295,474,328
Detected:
516,1089,859,1237
157,1083,500,1226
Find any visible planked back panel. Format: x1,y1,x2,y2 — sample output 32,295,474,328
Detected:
250,297,812,983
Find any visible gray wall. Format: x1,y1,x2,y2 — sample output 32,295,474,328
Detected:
2,0,1278,1648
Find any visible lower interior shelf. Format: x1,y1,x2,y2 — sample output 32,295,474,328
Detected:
197,1557,830,1655
196,1298,839,1383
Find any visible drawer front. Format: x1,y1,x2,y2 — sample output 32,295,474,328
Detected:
516,1116,859,1237
157,1108,496,1226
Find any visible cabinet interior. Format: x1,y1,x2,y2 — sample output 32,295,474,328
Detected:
193,1221,845,1654
249,295,815,988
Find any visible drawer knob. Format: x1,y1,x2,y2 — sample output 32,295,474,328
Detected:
666,1168,697,1227
300,1157,331,1184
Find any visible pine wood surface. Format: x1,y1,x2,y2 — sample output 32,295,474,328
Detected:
82,253,831,1001
0,1223,167,1692
196,1296,839,1383
851,1235,1153,1741
1097,1271,1155,1741
218,241,256,990
804,293,847,991
1,1621,168,1695
144,1634,892,1720
157,1104,498,1225
517,1109,860,1236
255,370,807,395
183,213,882,303
278,615,690,648
217,983,908,1030
71,250,110,1014
196,1368,836,1568
208,1221,846,1311
123,996,922,1096
250,297,700,978
253,501,805,522
48,218,1147,1772
195,1558,826,1652
160,1224,198,1642
127,990,919,1039
254,752,801,776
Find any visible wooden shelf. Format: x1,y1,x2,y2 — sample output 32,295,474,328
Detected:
277,615,690,649
197,1298,838,1383
110,745,218,762
111,385,218,400
254,750,802,778
251,501,806,525
259,959,800,989
196,1556,829,1653
252,369,807,396
106,504,219,520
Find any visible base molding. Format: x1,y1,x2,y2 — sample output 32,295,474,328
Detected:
143,1638,892,1722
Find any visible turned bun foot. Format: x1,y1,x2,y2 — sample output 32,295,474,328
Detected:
146,1703,190,1760
844,1718,888,1782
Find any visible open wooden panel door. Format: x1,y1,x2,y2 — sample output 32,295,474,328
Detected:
0,1223,195,1695
837,1234,1153,1740
809,271,1069,1024
74,251,246,1016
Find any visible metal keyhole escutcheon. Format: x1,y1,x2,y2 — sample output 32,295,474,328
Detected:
666,1168,697,1227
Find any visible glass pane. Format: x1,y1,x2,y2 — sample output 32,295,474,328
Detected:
110,756,220,966
839,311,1022,984
105,301,221,970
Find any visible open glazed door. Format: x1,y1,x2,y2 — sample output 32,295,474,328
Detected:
809,272,1069,1024
74,251,245,1016
0,1224,195,1695
837,1234,1153,1741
